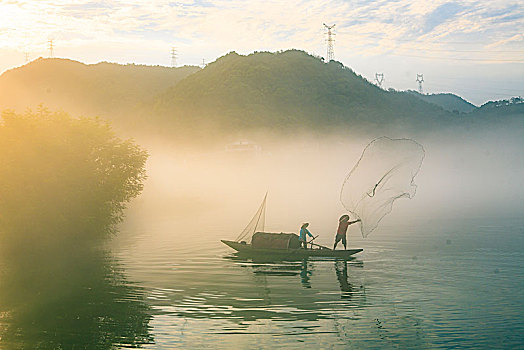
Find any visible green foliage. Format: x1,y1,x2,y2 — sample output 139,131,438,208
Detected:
467,98,524,129
0,108,148,244
156,50,453,136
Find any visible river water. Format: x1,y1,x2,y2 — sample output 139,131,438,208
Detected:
1,141,523,349
109,214,522,349
3,211,522,349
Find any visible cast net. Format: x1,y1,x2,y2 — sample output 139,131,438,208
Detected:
340,137,425,237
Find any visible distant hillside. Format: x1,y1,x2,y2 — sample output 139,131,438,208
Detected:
408,91,477,113
154,50,454,135
0,58,199,119
0,51,520,143
470,97,524,123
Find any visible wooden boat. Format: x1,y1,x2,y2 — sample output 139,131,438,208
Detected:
221,239,362,259
221,194,363,259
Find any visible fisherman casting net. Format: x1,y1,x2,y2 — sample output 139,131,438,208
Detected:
340,137,425,237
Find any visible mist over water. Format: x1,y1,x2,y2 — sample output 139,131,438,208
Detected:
130,126,524,239
116,128,523,348
1,125,523,348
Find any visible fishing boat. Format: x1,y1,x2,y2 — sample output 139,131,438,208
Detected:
221,194,363,259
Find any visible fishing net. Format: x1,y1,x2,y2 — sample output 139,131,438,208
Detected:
340,137,425,237
235,193,266,243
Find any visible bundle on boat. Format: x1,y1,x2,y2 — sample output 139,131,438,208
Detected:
251,232,300,250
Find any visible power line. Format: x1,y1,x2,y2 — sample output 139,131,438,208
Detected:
391,46,524,54
336,30,524,47
437,75,523,84
428,82,522,96
383,52,524,62
333,35,523,61
323,23,336,61
432,77,524,91
362,44,524,54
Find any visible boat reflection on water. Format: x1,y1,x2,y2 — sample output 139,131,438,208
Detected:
300,259,312,288
221,254,367,318
0,246,153,349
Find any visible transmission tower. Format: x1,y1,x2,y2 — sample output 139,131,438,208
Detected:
24,51,29,63
323,23,335,61
201,58,206,68
416,74,424,94
170,47,177,67
48,39,54,58
375,73,384,88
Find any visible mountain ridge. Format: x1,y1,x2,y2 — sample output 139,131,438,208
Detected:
407,91,477,113
0,57,200,119
154,50,455,134
0,51,521,143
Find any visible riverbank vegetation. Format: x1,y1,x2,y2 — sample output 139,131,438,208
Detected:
0,108,148,251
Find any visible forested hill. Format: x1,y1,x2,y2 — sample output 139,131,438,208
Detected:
154,50,455,134
0,51,520,141
408,91,477,113
0,58,199,118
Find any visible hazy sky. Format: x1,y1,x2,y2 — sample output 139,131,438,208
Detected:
0,0,522,105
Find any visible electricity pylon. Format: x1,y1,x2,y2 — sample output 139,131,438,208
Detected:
375,73,384,88
416,74,424,94
323,23,335,61
48,39,54,58
171,47,177,67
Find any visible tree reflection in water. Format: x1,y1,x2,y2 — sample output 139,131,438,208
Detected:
0,246,153,349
